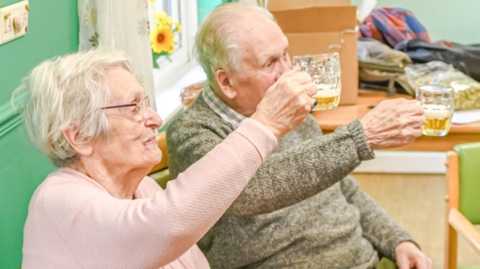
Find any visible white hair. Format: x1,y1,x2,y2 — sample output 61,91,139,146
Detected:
11,47,133,167
195,2,276,87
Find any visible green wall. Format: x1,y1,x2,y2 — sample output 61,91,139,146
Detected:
351,0,480,44
0,0,79,268
197,0,230,24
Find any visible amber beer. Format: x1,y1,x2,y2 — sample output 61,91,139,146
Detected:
293,52,341,111
312,87,341,110
417,85,455,136
423,105,453,136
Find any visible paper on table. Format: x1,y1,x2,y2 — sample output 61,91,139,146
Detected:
358,0,377,23
452,108,480,124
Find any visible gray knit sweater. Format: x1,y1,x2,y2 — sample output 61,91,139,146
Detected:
166,94,417,269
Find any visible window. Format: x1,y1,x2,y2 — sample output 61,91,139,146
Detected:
148,0,199,93
148,0,205,120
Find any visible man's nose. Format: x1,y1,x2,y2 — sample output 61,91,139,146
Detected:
144,106,163,130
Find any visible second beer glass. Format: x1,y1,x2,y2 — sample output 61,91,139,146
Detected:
293,52,341,111
416,85,455,136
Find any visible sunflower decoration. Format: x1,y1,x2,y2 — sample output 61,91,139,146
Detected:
151,25,174,53
154,12,168,26
150,11,182,62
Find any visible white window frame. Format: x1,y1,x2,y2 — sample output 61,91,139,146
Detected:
148,0,199,94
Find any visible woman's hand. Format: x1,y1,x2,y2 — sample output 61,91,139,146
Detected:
396,241,432,269
251,67,317,141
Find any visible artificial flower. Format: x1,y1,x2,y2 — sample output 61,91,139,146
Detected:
150,26,175,53
172,21,182,32
167,44,175,54
154,12,168,26
83,7,97,29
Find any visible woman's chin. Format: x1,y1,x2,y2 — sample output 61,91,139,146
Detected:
135,146,162,169
146,149,163,165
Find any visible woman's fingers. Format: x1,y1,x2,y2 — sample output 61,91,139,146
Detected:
397,255,410,269
301,81,317,97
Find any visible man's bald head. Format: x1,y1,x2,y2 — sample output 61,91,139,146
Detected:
195,3,277,87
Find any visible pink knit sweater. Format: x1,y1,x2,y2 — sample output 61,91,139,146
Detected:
22,119,277,269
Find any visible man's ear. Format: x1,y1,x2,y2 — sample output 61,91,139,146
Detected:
63,127,94,157
214,69,237,99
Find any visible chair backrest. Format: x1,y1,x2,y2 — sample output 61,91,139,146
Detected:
454,142,480,225
150,81,204,187
150,132,169,173
148,132,173,189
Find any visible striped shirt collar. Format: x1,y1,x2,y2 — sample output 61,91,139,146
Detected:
202,84,247,130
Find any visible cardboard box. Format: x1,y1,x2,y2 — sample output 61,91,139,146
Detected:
269,1,358,105
267,0,350,10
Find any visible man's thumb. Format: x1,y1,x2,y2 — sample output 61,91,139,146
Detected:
397,256,411,269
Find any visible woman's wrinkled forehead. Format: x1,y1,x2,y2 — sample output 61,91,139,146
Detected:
106,67,144,105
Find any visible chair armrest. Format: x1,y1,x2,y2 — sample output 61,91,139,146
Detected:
449,208,480,256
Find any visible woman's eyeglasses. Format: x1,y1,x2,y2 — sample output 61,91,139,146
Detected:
100,96,150,119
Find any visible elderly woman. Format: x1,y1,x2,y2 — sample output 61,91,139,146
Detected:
15,48,316,268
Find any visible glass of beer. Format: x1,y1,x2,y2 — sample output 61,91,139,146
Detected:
293,52,341,111
416,85,455,136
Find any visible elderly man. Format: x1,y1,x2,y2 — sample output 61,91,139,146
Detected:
167,3,431,269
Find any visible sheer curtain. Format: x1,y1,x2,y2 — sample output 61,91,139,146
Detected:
78,0,156,111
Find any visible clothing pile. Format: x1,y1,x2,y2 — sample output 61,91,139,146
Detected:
357,7,480,110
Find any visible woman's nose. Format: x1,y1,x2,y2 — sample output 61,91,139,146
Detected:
144,106,163,129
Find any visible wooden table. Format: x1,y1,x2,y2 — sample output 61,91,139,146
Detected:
311,90,480,152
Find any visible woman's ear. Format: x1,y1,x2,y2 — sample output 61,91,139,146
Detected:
63,127,94,157
214,69,237,99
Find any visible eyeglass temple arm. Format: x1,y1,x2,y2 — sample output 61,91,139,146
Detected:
101,104,137,110
101,96,148,110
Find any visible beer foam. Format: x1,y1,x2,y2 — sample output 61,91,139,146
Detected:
314,90,339,98
424,105,453,119
420,85,452,92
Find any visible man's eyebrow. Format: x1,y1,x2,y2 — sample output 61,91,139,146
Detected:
262,49,286,62
264,53,281,62
259,46,289,64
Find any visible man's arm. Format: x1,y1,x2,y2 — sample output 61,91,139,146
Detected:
168,112,374,217
340,175,419,261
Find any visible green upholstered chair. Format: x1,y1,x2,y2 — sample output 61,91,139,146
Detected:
149,168,171,189
446,142,480,269
148,132,172,189
150,82,200,187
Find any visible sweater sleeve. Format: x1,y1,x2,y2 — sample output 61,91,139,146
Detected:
340,175,420,262
43,119,276,269
168,114,374,216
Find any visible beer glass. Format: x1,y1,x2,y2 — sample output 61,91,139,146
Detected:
416,85,455,136
293,52,341,111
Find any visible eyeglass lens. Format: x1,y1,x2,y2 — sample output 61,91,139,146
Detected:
141,97,150,119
